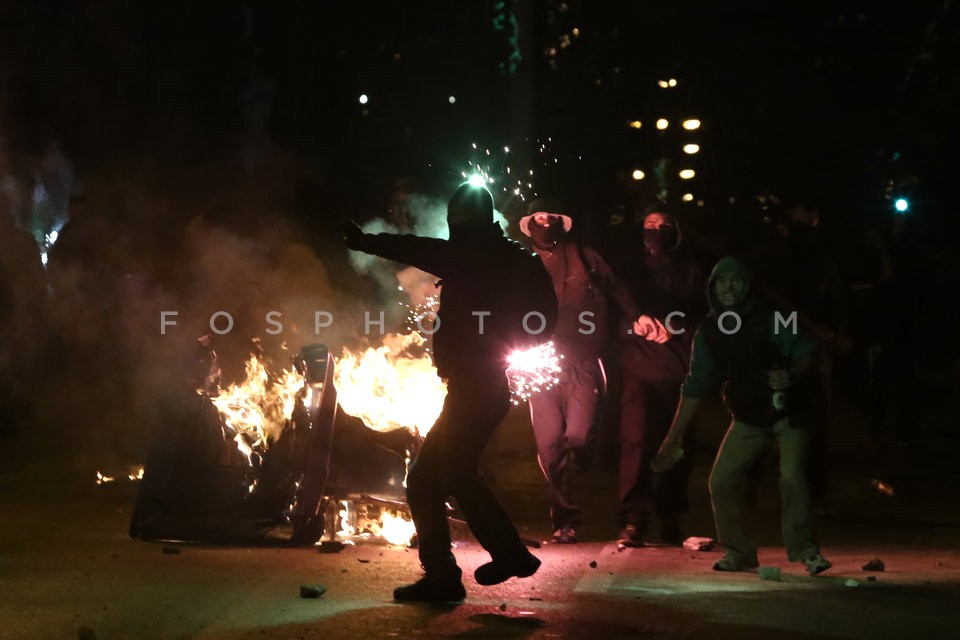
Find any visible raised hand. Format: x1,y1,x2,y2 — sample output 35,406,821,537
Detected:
342,220,365,250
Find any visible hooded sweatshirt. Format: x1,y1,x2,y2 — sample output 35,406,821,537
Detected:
681,257,817,425
623,213,705,382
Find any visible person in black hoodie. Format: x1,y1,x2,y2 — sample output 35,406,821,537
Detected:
651,257,832,576
617,212,705,547
344,182,556,603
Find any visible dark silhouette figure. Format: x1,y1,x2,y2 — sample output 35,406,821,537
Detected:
344,182,557,602
618,212,706,546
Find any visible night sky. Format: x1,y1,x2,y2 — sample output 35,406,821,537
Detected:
1,1,957,240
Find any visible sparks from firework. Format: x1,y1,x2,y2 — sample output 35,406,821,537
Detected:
462,141,533,207
400,292,440,338
505,341,563,405
460,138,581,215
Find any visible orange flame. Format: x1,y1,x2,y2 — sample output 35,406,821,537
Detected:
211,356,304,464
334,333,446,437
379,511,417,546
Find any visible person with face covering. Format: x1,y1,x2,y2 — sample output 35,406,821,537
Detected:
617,212,705,547
650,257,832,576
343,182,556,603
519,199,667,545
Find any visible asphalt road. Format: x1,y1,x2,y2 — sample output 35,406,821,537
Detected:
4,399,960,640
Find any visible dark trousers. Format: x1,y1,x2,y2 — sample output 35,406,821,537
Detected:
406,372,526,574
618,378,695,529
529,358,604,530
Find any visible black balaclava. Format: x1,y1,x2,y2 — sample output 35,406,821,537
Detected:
643,223,679,256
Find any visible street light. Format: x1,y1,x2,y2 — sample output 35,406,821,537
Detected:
632,170,645,181
679,169,696,180
682,119,701,130
656,119,669,130
683,144,700,154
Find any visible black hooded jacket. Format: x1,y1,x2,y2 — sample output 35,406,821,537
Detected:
623,214,705,382
683,257,818,426
351,222,557,379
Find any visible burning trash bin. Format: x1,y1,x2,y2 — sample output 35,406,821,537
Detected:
130,338,426,547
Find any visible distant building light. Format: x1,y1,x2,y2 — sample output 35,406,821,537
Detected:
682,119,701,130
668,78,678,87
683,144,700,154
728,196,736,204
359,94,369,104
632,169,646,181
448,96,456,104
679,169,696,180
572,27,580,37
682,193,694,202
658,80,669,88
697,199,705,207
656,119,669,130
629,120,642,129
895,198,909,213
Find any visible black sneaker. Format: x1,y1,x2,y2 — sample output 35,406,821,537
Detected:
712,554,759,572
393,568,466,603
803,553,833,576
618,524,645,548
474,551,541,586
551,525,577,544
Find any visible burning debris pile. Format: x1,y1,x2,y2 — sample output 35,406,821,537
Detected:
129,334,443,546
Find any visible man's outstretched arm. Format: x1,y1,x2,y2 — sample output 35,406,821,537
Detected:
344,221,451,275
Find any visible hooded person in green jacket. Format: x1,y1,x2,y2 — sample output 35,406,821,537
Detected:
651,257,832,576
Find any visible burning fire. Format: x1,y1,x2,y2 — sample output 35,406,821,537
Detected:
334,333,446,437
379,511,417,546
211,356,304,464
505,341,562,405
329,499,417,546
337,499,356,539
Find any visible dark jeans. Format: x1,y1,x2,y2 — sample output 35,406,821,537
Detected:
529,358,604,530
406,371,526,574
618,378,695,529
